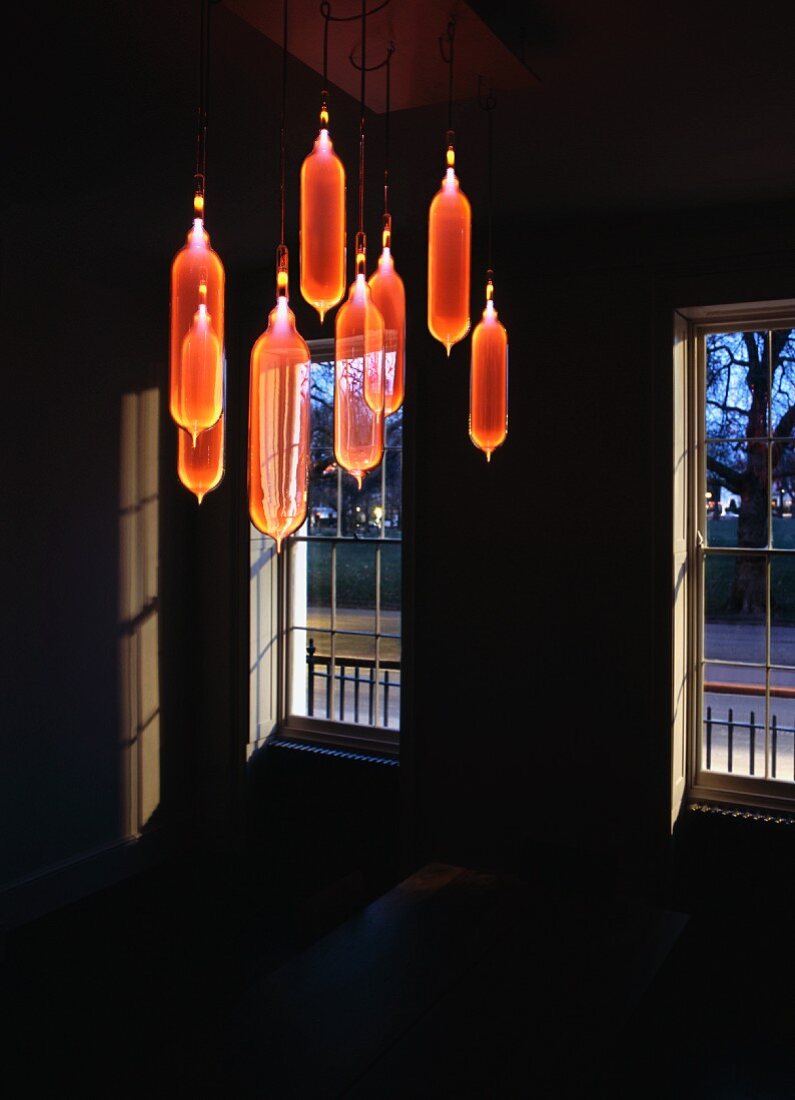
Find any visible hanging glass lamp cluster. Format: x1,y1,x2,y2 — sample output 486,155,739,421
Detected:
170,0,226,503
171,0,513,536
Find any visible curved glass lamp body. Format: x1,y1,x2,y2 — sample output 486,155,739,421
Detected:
469,298,508,460
335,274,385,488
170,219,225,440
248,297,311,552
300,129,346,323
178,415,225,503
368,247,405,416
428,166,471,355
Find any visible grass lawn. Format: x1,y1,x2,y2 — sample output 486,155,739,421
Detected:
307,538,401,610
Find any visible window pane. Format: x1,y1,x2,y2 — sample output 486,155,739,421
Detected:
380,541,401,655
703,663,765,776
771,557,795,660
305,540,332,631
770,668,795,782
771,329,795,438
334,636,376,725
704,554,766,662
383,447,402,537
335,542,377,635
705,330,767,440
705,441,768,546
341,471,383,539
307,459,338,536
772,501,795,547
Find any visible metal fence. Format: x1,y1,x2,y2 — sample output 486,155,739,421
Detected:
704,705,795,778
306,638,400,728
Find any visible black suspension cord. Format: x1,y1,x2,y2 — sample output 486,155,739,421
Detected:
479,79,497,291
194,0,211,211
280,0,288,248
383,44,393,218
447,19,454,133
439,17,456,142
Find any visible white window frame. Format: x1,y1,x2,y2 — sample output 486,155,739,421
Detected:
674,300,795,819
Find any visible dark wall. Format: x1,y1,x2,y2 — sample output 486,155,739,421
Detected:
397,183,795,886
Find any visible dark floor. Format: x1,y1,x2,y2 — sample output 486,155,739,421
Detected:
4,806,795,1097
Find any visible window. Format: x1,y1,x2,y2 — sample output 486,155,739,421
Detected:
674,302,795,818
249,339,402,756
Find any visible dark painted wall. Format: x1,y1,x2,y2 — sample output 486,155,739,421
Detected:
6,0,795,916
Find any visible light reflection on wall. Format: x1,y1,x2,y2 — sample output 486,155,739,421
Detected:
250,534,278,750
119,389,161,834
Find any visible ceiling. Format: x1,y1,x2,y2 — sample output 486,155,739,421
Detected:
224,0,538,113
7,0,795,261
220,0,795,221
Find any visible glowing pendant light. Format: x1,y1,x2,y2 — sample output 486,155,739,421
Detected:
367,50,405,416
335,255,386,488
369,225,405,416
470,276,508,460
334,1,385,488
428,18,470,356
470,88,508,461
299,6,345,323
178,414,225,503
170,0,225,444
248,1,311,552
248,259,311,551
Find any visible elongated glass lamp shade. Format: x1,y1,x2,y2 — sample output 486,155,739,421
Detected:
248,296,311,552
170,219,225,439
428,153,471,355
178,415,225,503
469,287,508,461
300,128,346,323
368,244,405,416
335,274,385,488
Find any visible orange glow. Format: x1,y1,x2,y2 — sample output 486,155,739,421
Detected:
300,128,345,323
428,162,471,355
248,296,311,552
469,289,508,461
335,274,385,488
368,246,406,416
170,218,225,435
178,415,224,503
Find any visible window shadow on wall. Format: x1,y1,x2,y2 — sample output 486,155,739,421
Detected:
118,388,161,835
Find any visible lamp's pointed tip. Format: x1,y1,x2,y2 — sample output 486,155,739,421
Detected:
319,306,326,324
275,535,283,554
445,343,452,358
196,491,205,504
485,451,492,464
355,474,363,490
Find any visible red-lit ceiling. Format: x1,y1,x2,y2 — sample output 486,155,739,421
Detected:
223,0,537,113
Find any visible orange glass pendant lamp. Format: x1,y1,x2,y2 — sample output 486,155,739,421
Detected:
427,137,471,355
170,0,225,445
300,104,346,323
170,244,224,442
248,258,312,552
469,276,508,460
368,219,405,416
335,246,386,488
178,414,225,503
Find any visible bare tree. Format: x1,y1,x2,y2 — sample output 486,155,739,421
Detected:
706,329,795,613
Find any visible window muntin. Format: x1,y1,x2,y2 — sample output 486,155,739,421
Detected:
689,312,795,808
280,342,401,750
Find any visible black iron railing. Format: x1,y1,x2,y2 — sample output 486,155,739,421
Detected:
704,705,795,778
306,638,400,727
